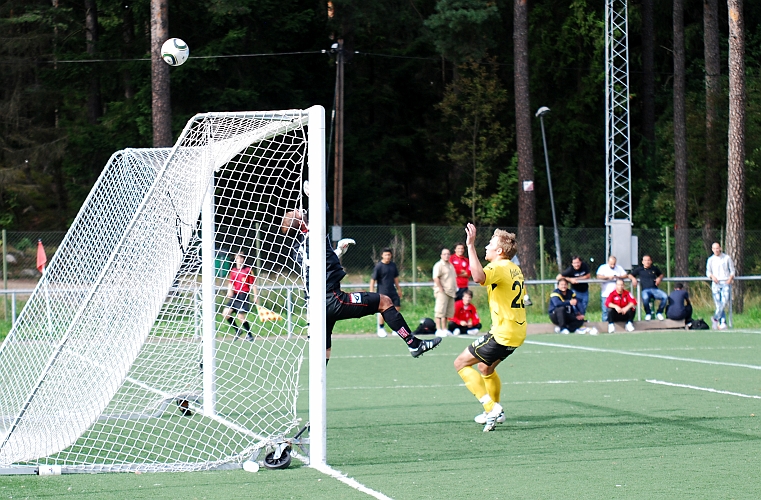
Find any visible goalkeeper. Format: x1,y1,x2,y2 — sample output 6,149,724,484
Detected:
281,209,441,361
222,252,258,341
453,223,527,432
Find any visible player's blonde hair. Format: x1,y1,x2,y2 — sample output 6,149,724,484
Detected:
493,229,517,259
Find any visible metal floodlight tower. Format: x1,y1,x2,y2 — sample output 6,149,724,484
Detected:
605,0,633,263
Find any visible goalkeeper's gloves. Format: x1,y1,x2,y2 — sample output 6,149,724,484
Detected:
334,238,355,258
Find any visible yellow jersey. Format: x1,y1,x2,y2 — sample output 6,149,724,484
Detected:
481,258,527,347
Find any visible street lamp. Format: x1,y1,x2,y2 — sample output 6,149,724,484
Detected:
535,106,562,272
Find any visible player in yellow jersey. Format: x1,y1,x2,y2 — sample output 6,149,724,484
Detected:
454,223,527,431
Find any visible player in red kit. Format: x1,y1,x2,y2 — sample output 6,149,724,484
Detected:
222,252,258,341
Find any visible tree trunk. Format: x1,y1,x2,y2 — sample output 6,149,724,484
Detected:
641,0,655,162
122,2,136,99
514,0,536,278
726,0,745,312
84,0,101,124
673,0,688,277
151,0,172,147
702,0,721,270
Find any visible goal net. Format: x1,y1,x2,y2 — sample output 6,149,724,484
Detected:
0,107,326,473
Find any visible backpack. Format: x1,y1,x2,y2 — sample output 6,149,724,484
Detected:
413,318,437,334
690,318,710,330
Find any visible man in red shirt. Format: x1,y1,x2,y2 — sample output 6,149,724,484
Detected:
450,242,471,301
605,278,636,333
223,252,258,341
447,289,482,335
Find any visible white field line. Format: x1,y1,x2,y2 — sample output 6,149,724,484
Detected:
646,379,761,399
311,462,394,500
324,379,637,391
525,340,761,371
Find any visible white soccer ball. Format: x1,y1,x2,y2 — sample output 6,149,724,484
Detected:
161,38,189,66
242,460,260,473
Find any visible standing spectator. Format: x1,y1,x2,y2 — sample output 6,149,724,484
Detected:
450,242,471,301
706,242,735,330
605,278,637,333
370,248,403,338
548,279,585,334
628,255,667,321
666,282,693,326
596,256,628,322
448,289,482,335
222,252,258,341
556,256,591,317
433,248,458,336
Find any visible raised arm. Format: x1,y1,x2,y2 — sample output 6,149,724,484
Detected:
465,223,486,285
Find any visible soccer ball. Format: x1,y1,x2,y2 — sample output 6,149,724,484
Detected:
161,38,189,66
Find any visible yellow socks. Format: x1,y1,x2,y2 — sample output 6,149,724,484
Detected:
458,367,496,412
482,371,501,405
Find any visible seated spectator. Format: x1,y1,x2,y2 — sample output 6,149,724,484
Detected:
596,256,628,322
556,256,591,318
447,289,482,335
548,279,585,334
606,279,637,333
628,254,667,321
666,282,693,326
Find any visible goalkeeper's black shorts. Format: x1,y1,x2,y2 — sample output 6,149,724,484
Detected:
324,288,381,348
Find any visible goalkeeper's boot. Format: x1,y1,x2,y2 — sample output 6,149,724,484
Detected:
245,333,254,342
483,403,504,432
474,410,506,425
409,336,442,358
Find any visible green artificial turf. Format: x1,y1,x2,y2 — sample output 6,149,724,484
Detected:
3,329,760,499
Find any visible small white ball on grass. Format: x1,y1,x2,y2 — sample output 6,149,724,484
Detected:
242,460,260,473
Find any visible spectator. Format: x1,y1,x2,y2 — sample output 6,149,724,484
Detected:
605,278,636,333
706,242,735,330
596,256,628,322
433,248,458,337
666,282,693,326
628,255,667,321
370,248,402,338
556,256,591,318
450,242,471,301
448,289,482,335
548,279,584,334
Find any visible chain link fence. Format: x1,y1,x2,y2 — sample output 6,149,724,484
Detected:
5,226,761,281
3,226,761,324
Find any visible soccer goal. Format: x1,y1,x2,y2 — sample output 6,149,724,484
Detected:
0,107,328,473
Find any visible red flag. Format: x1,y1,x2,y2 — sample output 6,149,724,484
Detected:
36,239,47,273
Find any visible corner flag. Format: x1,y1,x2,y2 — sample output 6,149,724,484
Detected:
36,239,47,272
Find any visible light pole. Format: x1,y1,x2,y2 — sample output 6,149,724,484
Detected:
536,106,562,272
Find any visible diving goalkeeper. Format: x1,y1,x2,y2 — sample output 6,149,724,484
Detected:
281,209,441,362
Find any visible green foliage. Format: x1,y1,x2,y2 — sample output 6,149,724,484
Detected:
437,61,511,224
2,0,761,230
424,0,500,63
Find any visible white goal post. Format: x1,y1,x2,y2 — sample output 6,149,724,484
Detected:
0,106,327,473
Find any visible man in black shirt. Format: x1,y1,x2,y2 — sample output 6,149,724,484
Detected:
556,256,591,318
370,248,402,337
628,254,667,320
666,282,693,326
281,209,440,362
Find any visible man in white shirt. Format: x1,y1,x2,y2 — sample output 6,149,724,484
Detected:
433,248,458,336
596,255,628,322
706,242,735,330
